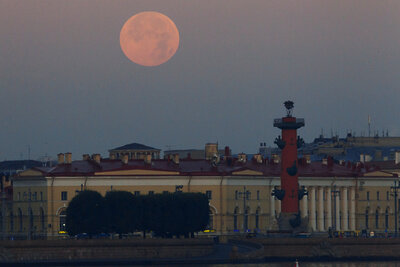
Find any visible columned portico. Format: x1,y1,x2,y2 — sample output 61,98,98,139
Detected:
310,187,316,231
350,187,356,231
318,187,324,231
341,187,349,231
335,191,340,230
326,187,332,230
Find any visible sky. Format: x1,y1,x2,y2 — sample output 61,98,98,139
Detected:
1,0,400,160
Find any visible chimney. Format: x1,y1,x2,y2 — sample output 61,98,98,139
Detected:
65,152,72,164
272,154,280,164
144,154,152,164
238,153,247,163
304,154,311,164
224,146,231,157
121,154,128,164
253,154,262,164
82,154,90,160
173,154,179,164
57,153,65,164
92,154,101,164
396,151,400,165
360,154,366,163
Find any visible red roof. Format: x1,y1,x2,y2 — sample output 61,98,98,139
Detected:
21,158,367,178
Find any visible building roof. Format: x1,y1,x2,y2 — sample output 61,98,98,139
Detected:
17,156,384,178
109,143,160,151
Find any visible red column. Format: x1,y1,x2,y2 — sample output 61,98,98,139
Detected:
280,117,299,213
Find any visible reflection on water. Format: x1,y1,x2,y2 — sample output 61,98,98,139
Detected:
209,262,400,267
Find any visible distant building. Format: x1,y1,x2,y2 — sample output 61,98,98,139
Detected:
109,143,161,160
164,143,227,160
260,133,400,163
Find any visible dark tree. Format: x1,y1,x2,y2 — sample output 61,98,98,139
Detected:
66,190,106,237
104,190,137,235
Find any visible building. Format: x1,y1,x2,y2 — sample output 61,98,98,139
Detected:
108,143,161,160
164,143,227,160
4,150,400,239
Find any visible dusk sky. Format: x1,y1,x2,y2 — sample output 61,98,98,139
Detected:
1,0,400,160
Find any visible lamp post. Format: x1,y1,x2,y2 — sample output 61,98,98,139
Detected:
390,180,400,237
238,186,251,233
331,186,340,231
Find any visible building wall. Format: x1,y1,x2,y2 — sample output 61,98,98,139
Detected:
7,174,400,238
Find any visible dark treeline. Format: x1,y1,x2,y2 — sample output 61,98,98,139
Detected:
66,190,210,238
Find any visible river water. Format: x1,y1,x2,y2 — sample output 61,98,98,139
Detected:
207,263,400,267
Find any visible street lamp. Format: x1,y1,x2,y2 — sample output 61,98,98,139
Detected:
238,186,251,233
390,180,400,237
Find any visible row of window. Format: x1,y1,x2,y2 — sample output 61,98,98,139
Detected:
366,191,390,201
17,191,45,201
304,190,390,202
59,190,213,200
234,190,261,200
19,189,393,203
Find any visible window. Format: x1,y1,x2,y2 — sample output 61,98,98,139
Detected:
40,208,45,231
246,191,251,200
18,209,23,232
148,191,154,195
257,190,260,200
206,190,212,200
235,190,238,200
134,191,140,196
375,210,379,229
28,208,33,233
59,210,66,232
367,191,370,201
17,192,20,201
61,191,68,201
33,192,37,201
385,208,389,229
377,191,380,201
255,209,260,229
40,192,43,201
365,210,369,229
233,207,238,231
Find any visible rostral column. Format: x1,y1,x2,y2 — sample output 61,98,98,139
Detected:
273,101,305,230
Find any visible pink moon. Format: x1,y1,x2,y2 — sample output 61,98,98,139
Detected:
120,11,180,67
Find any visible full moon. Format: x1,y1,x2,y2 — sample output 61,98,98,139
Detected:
120,11,180,67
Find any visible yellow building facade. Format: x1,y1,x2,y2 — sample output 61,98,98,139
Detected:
4,154,400,239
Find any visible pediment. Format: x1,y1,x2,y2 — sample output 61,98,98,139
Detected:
95,169,179,176
232,169,263,176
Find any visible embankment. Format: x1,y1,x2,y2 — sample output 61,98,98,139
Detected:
0,238,214,263
256,238,400,261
